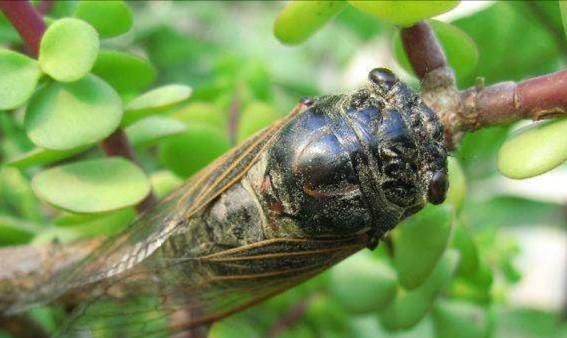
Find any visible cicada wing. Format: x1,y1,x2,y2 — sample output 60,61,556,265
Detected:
55,236,367,338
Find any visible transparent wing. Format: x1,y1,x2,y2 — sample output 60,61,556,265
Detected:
56,236,367,338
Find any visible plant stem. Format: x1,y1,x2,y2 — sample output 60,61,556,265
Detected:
0,0,157,213
0,0,45,57
401,21,567,149
266,298,310,337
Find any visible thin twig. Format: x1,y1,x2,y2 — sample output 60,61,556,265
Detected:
227,86,241,146
0,0,45,56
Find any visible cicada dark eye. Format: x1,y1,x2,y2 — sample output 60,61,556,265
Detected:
369,68,397,92
427,170,448,205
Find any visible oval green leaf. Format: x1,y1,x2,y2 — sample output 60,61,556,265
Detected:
150,170,183,198
7,145,91,170
126,116,187,148
330,251,397,314
92,51,156,96
25,75,122,150
39,18,100,82
0,215,37,245
123,84,192,125
237,102,280,143
159,124,230,178
379,250,459,331
393,20,478,78
74,0,133,38
349,0,459,27
274,1,348,45
54,208,135,237
31,158,151,213
0,49,41,110
393,204,453,290
498,118,567,179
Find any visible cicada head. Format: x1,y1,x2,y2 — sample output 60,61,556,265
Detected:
347,67,448,218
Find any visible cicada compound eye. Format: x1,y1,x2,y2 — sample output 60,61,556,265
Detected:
427,170,448,205
369,67,397,92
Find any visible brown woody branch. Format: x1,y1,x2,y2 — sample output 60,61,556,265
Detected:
0,0,157,212
401,21,567,150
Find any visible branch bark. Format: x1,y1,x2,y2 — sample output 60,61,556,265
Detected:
401,21,567,149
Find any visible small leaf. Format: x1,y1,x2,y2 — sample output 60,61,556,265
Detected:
74,0,133,38
0,215,37,245
159,124,230,178
7,146,91,170
237,102,280,143
126,116,187,148
393,20,479,78
25,74,122,150
379,250,460,331
349,0,459,27
123,84,192,125
172,102,227,130
31,158,151,213
0,49,41,110
452,222,479,278
445,157,466,211
273,1,348,45
432,299,490,338
39,18,100,82
150,170,183,198
498,118,567,179
92,50,156,96
54,208,135,237
330,251,397,314
393,204,453,290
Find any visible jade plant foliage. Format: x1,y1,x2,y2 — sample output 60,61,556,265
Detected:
0,1,566,338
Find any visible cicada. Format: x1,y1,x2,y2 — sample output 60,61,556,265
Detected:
5,68,448,337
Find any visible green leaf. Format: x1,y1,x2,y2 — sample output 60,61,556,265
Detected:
330,251,397,314
393,20,479,79
31,158,150,213
54,208,135,237
452,222,479,278
126,116,187,148
445,157,466,211
159,124,230,178
379,250,460,331
150,170,183,198
24,74,122,150
7,146,91,170
432,299,490,338
393,204,453,290
237,102,280,143
92,50,156,96
560,1,567,41
273,1,348,45
123,84,193,125
74,0,133,38
209,317,260,338
171,102,227,130
349,0,459,27
498,118,567,179
0,167,43,222
0,215,37,245
0,49,41,110
39,18,100,82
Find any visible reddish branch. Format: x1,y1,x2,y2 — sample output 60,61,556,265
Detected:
266,298,309,338
0,1,45,56
401,21,567,149
0,0,157,212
